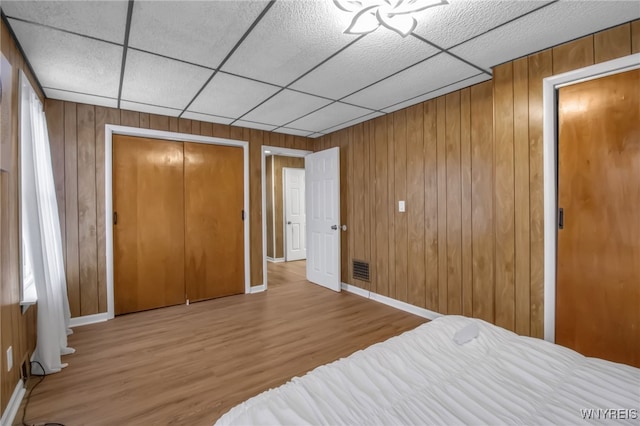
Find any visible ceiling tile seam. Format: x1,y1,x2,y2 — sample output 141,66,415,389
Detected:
410,33,491,76
116,0,135,109
179,0,277,118
43,86,118,101
272,100,339,130
1,12,45,96
230,34,367,125
3,14,123,47
128,46,217,72
445,0,559,52
318,112,381,134
121,98,184,112
335,51,444,103
379,72,486,112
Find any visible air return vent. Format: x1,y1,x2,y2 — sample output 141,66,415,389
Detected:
352,260,370,282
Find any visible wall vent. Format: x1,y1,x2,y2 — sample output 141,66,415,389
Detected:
352,260,370,282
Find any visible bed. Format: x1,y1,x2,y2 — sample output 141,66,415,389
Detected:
216,315,640,425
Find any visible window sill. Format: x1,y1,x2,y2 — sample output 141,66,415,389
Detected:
20,286,37,313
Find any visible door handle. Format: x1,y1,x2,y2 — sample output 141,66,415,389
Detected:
331,225,338,230
287,221,292,225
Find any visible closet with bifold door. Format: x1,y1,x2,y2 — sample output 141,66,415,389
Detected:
113,134,244,315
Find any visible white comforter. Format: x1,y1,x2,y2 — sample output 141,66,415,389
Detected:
216,316,640,425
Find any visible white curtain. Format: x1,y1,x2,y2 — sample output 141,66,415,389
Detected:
20,71,74,374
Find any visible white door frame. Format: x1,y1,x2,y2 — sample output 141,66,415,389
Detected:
105,125,251,320
542,53,639,343
261,146,312,291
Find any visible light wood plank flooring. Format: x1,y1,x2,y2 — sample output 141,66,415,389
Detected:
19,261,425,425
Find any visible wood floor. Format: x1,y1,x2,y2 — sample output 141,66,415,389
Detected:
18,261,425,425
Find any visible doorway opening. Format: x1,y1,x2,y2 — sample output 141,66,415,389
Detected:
261,146,311,290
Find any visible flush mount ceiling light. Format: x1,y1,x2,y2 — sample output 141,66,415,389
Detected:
334,0,448,37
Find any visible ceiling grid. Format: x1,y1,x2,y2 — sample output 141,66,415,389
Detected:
2,0,638,137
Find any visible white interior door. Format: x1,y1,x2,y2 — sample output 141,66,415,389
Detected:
284,167,306,261
305,147,340,292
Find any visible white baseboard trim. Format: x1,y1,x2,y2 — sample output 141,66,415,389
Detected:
69,313,109,328
341,283,442,321
266,257,285,263
1,380,25,426
250,284,266,294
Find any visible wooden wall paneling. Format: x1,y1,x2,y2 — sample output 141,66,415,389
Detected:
594,24,631,63
406,104,426,308
149,114,169,131
178,118,192,134
374,116,389,297
95,106,120,312
493,63,516,331
386,114,396,299
348,124,358,286
445,92,462,315
527,49,553,338
45,100,66,256
191,120,200,136
470,82,495,323
200,121,213,137
139,113,150,129
513,57,531,336
64,102,80,318
367,123,376,292
169,117,179,132
340,130,351,285
393,110,408,302
552,35,594,74
352,126,366,288
362,124,371,291
249,130,263,285
77,104,99,316
423,100,439,311
633,20,640,53
120,110,140,128
460,89,473,317
213,123,231,139
436,97,447,314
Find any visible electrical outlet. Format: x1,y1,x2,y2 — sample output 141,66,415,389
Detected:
398,200,406,212
6,346,13,372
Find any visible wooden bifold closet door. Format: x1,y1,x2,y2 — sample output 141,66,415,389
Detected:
113,135,186,315
113,136,244,315
556,69,639,367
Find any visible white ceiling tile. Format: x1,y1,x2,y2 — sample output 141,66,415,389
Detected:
290,30,440,99
128,1,268,69
343,53,479,111
188,73,280,119
287,102,373,132
120,101,182,118
8,19,122,98
2,1,128,44
277,128,314,137
122,50,212,110
321,111,384,134
181,111,234,126
382,74,492,113
413,0,554,49
233,120,278,132
242,90,333,127
222,0,360,86
45,88,118,109
450,1,640,70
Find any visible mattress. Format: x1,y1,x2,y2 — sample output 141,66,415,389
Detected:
216,315,640,425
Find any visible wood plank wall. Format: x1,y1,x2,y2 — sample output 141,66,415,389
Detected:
316,21,639,338
0,19,40,417
44,101,314,318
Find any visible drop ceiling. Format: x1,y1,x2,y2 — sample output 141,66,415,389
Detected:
2,0,638,138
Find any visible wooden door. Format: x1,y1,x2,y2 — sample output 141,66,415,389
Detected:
113,135,185,315
556,69,639,367
184,142,244,302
